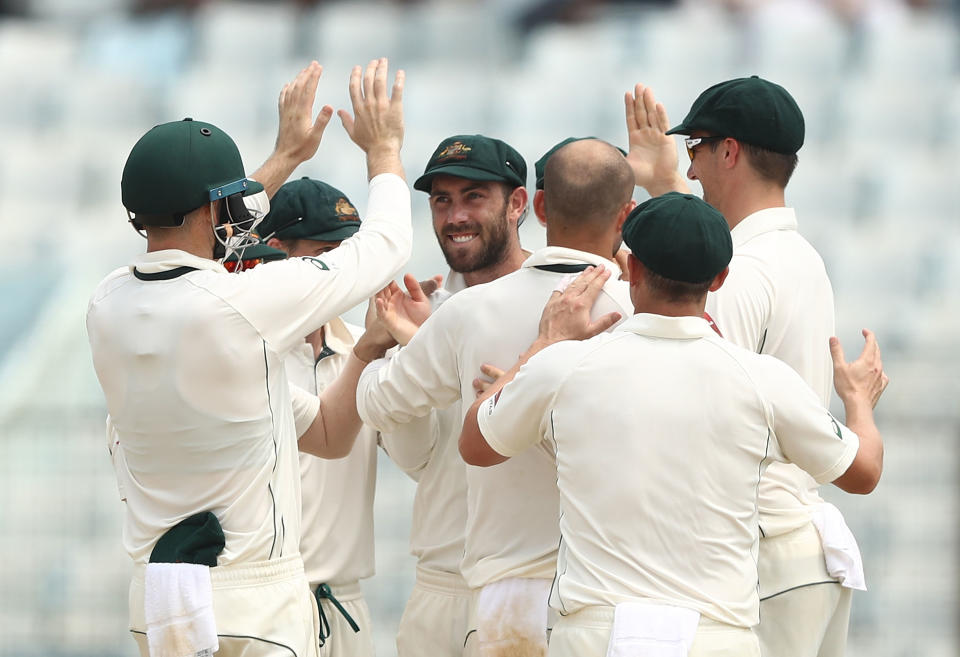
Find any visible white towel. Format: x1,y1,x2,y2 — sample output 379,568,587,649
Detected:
476,577,551,657
810,502,867,591
606,602,700,657
144,563,218,657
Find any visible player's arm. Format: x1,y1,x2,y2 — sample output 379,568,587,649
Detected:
295,329,396,459
624,83,690,196
380,409,445,479
828,330,888,493
767,330,888,494
460,267,622,466
250,61,334,198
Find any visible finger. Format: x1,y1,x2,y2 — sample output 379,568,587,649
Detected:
655,101,671,133
633,83,647,127
472,377,485,396
564,267,598,295
374,57,388,102
880,373,890,393
624,90,637,131
392,68,405,105
363,58,377,101
552,273,575,294
313,104,334,134
574,266,611,298
480,363,505,379
586,311,622,337
859,328,879,361
337,109,355,136
403,272,428,302
302,61,322,105
829,336,847,368
418,275,442,297
375,296,386,316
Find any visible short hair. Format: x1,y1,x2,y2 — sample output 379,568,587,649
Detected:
643,269,713,303
712,140,798,187
543,140,634,228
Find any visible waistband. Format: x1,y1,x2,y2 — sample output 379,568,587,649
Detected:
132,554,305,587
316,580,363,603
415,566,472,595
560,605,745,632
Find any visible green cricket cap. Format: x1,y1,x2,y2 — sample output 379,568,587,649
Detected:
122,118,264,224
414,134,526,193
666,76,805,154
534,137,627,190
149,511,224,567
622,192,732,284
257,177,361,242
223,240,288,264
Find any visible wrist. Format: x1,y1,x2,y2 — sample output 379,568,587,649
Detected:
353,340,387,364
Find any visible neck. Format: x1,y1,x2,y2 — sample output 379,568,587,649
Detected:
146,235,213,259
633,298,706,318
545,225,618,263
719,184,786,231
306,325,326,360
462,246,528,287
145,208,215,259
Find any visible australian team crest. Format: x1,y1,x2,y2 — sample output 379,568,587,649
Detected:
437,141,472,161
335,198,359,221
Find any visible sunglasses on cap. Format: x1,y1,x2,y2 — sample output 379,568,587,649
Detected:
684,136,725,161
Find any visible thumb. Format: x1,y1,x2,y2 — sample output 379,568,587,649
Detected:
404,273,427,302
829,336,846,369
585,312,622,338
337,109,355,135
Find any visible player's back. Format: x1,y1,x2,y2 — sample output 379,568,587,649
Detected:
87,261,302,565
438,248,632,587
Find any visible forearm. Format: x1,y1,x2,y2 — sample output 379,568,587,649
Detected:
643,170,690,197
365,146,404,181
834,399,884,494
250,153,301,199
458,339,547,466
299,352,370,459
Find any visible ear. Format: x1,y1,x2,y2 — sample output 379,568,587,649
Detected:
533,189,547,227
721,138,741,170
615,199,636,233
508,186,529,227
266,237,283,249
708,266,729,292
627,253,644,286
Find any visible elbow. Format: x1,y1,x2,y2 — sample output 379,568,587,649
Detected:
833,459,882,495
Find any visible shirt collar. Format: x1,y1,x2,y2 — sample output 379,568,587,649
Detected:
522,246,622,278
130,249,226,275
616,313,718,340
729,207,797,249
322,317,356,355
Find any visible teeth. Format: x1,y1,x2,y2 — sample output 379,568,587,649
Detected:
451,235,476,243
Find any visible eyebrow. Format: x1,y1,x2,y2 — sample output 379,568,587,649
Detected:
430,183,488,197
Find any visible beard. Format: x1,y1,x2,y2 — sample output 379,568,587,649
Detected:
435,210,511,274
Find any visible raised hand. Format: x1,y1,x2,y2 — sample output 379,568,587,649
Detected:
375,273,440,346
830,329,889,409
535,267,622,348
338,57,405,179
625,83,689,196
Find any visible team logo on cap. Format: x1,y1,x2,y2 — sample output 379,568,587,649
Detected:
437,141,472,161
335,198,359,221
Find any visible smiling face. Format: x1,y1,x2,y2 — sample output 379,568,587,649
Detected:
429,175,513,274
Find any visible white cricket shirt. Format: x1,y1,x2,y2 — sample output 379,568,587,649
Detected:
477,314,860,627
705,207,837,536
358,246,632,588
379,272,469,576
287,318,378,587
87,173,411,566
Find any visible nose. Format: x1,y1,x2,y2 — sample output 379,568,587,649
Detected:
449,201,471,224
686,164,697,181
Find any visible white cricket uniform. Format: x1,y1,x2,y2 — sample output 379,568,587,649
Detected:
287,318,378,657
704,207,858,656
379,273,474,657
358,247,632,655
86,173,410,655
476,313,861,657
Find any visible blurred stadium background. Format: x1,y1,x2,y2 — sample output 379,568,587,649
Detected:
0,0,957,655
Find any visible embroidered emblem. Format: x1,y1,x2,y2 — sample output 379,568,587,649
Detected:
437,141,472,161
335,198,358,220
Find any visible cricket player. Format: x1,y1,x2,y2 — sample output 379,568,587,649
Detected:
376,133,531,657
87,59,410,657
459,192,887,657
625,76,870,656
359,138,635,657
256,177,379,657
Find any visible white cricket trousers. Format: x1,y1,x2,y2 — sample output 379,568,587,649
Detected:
548,606,760,657
396,566,473,657
316,580,375,657
756,522,853,657
129,554,321,657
